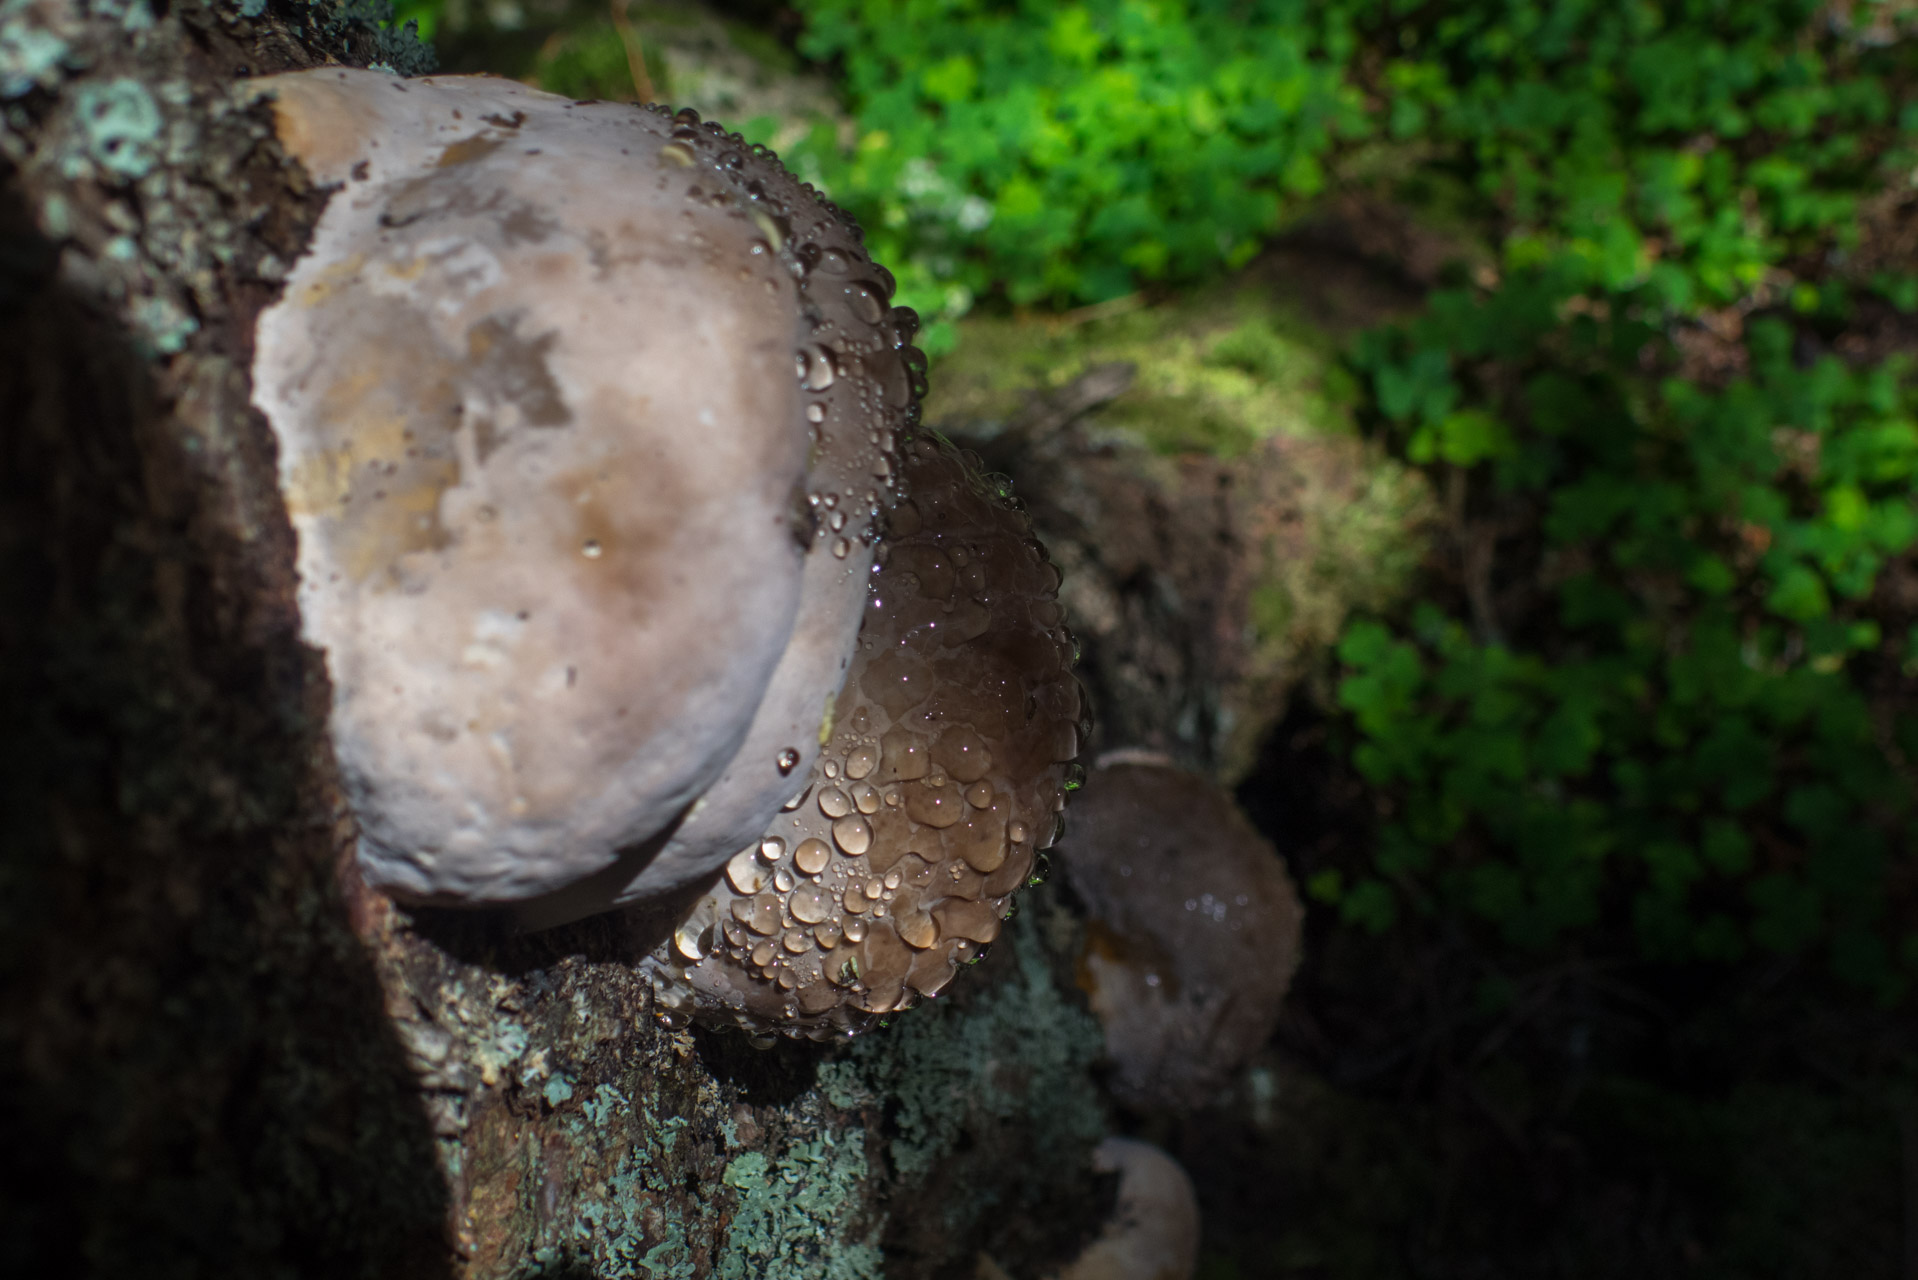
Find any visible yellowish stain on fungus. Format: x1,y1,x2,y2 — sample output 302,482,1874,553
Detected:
283,341,465,584
383,255,428,282
436,134,506,167
292,251,366,308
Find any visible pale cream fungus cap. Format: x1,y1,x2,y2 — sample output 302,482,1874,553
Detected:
252,71,907,905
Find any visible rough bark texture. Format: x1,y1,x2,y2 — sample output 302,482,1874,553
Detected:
0,4,1111,1275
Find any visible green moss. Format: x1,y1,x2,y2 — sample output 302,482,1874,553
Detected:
931,287,1363,458
932,284,1434,777
1247,452,1433,660
529,22,637,102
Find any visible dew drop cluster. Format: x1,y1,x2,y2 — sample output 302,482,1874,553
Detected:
645,435,1088,1041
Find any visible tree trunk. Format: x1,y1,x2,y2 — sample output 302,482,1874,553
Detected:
0,5,1110,1275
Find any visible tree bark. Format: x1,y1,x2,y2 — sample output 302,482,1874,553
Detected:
0,5,1110,1275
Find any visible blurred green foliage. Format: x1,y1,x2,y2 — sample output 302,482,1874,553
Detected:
393,0,1918,997
799,0,1918,1000
781,0,1903,331
784,0,1366,317
1311,2,1918,1001
1326,292,1918,991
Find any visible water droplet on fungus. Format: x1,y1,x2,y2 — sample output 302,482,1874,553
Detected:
790,883,831,924
798,344,837,391
726,849,768,895
832,815,873,855
794,837,832,875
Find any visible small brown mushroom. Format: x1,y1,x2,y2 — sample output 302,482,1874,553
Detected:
1058,757,1304,1108
1048,1138,1201,1280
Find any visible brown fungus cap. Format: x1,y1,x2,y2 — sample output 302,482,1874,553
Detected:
251,71,917,906
1057,758,1304,1109
644,434,1087,1039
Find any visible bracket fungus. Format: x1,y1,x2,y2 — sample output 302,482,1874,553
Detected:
1058,756,1304,1108
644,434,1085,1039
250,70,1083,1032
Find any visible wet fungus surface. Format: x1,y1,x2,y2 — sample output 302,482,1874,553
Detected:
250,69,1084,1036
1059,758,1304,1108
645,435,1087,1039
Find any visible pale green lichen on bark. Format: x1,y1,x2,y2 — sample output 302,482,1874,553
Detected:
68,76,162,177
824,908,1106,1181
567,1101,699,1276
717,1135,883,1280
502,904,1105,1278
0,8,72,98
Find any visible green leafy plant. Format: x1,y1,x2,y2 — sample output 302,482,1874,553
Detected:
1332,280,1918,995
1299,1,1918,998
780,0,1372,345
779,1,1908,337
